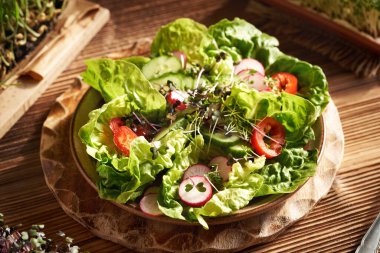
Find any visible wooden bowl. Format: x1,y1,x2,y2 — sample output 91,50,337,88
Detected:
70,87,325,226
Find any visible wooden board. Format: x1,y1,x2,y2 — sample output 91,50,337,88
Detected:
39,65,344,252
259,0,380,55
0,1,110,139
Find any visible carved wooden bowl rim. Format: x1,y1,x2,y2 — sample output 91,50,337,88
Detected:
69,87,326,226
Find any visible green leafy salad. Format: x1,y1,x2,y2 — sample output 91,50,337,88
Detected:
78,18,330,229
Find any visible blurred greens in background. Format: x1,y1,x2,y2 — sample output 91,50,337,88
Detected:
290,0,380,37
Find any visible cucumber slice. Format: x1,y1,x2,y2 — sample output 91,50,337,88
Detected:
227,143,252,158
202,130,241,147
151,73,197,91
142,56,182,80
153,118,188,141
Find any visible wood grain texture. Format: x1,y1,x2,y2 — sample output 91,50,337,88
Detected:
0,0,379,252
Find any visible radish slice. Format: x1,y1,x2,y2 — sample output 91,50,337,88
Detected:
236,69,252,80
140,193,163,216
144,186,160,196
172,51,187,68
209,156,232,182
234,58,265,76
179,176,212,207
183,164,211,179
244,72,267,91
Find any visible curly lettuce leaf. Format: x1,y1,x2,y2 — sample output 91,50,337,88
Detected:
225,85,318,145
151,18,215,65
208,18,279,59
81,59,165,106
256,148,318,196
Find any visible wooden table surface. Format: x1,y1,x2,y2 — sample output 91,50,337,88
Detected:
1,0,379,252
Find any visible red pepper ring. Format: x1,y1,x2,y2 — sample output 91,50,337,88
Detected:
251,117,286,158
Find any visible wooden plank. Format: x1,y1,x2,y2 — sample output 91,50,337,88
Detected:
0,2,110,139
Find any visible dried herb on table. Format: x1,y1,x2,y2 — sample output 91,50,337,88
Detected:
0,213,86,253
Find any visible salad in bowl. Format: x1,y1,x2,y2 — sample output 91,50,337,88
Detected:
77,18,330,229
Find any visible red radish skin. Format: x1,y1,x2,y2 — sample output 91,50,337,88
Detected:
140,193,163,217
179,176,212,207
234,58,265,76
236,69,251,80
209,156,232,182
172,51,187,68
183,164,211,179
144,186,160,196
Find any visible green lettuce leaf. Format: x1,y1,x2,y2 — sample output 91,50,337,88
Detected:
122,56,150,69
208,18,279,59
81,59,165,107
256,148,318,196
207,18,329,115
266,55,330,114
189,157,265,229
158,134,204,220
78,95,138,162
95,130,193,203
224,85,318,144
78,91,166,163
151,18,215,65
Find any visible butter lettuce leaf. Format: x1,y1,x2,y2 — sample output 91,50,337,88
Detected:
122,56,150,69
158,134,204,220
208,18,279,59
200,157,265,215
224,85,318,145
81,59,165,107
78,95,138,163
266,55,330,115
78,92,166,162
151,18,215,65
95,130,192,203
189,157,265,229
208,18,329,115
256,148,318,196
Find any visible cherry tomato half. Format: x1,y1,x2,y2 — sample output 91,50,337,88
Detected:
113,126,138,156
109,118,124,132
251,117,286,158
271,72,298,94
167,90,188,110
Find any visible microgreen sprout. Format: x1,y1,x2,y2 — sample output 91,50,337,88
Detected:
0,212,84,252
0,0,66,84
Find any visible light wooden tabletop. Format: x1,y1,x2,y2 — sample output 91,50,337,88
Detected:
0,0,379,252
